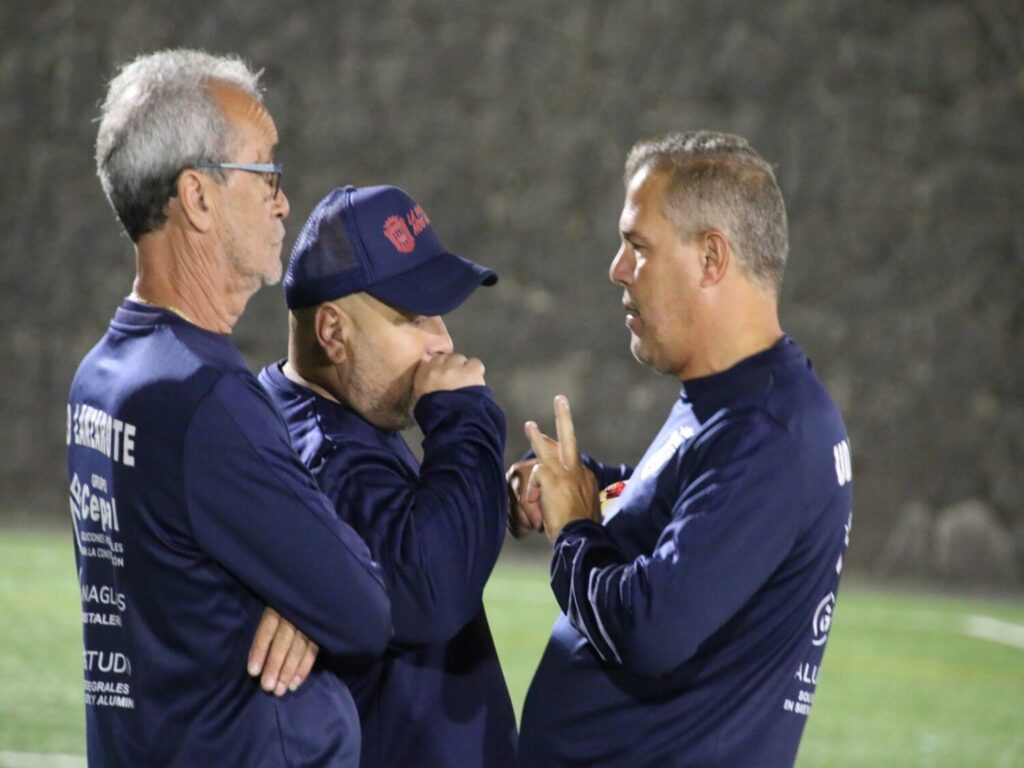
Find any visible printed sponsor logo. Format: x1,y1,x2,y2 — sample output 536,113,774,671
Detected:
83,649,135,710
833,439,852,487
782,688,815,716
600,481,626,503
405,204,430,235
80,583,127,613
811,592,835,647
84,693,135,709
599,480,628,523
67,403,136,466
639,425,695,481
383,215,416,253
69,473,120,535
83,650,131,675
84,678,135,710
382,204,432,254
794,663,819,685
69,473,125,567
80,580,127,627
84,680,131,695
83,611,123,627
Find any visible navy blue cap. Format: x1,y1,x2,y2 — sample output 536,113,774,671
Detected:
283,185,497,314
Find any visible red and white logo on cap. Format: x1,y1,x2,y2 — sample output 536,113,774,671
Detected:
383,215,415,253
406,204,430,236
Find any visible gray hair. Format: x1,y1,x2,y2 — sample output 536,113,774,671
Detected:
625,131,789,294
95,49,263,242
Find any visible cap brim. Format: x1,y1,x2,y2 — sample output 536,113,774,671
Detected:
365,252,497,316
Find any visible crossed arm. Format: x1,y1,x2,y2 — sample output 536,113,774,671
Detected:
184,374,391,697
247,607,317,696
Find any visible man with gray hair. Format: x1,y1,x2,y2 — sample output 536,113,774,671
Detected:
508,131,853,766
67,49,391,766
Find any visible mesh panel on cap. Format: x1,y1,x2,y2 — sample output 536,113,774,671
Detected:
295,197,358,281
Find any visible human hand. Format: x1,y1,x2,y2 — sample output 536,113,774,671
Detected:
248,607,319,696
525,395,600,545
413,353,486,400
506,458,543,538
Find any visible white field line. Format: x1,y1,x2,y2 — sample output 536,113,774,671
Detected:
0,754,85,768
963,615,1024,650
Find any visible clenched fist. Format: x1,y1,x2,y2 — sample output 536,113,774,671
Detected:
413,353,486,400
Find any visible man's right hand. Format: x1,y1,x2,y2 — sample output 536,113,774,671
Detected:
413,353,486,400
525,396,601,544
248,607,319,696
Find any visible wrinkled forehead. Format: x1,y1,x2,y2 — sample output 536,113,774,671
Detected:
208,79,278,153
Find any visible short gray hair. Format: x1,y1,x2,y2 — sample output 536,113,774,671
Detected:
625,131,789,293
95,49,263,242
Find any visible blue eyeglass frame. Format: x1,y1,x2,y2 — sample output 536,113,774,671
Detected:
171,161,284,199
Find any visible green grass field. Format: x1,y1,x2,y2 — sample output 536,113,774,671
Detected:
2,530,1022,767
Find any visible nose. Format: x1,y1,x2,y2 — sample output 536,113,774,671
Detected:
273,187,290,220
609,243,633,286
425,317,454,357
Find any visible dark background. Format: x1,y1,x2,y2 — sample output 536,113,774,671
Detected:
2,0,1022,585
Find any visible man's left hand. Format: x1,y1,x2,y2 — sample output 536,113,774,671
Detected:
248,607,319,696
525,395,601,545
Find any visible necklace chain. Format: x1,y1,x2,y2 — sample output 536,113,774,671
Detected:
129,292,196,325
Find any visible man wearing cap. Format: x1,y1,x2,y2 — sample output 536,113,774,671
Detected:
68,51,391,766
258,185,518,767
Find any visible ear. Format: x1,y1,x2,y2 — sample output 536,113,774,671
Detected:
174,169,216,234
314,302,353,365
699,230,731,287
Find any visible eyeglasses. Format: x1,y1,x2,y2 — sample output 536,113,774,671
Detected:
172,162,283,199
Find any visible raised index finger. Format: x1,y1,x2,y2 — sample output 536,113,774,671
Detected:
553,395,579,468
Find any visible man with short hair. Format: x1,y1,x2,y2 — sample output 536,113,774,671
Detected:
510,131,853,767
68,50,391,766
258,184,517,767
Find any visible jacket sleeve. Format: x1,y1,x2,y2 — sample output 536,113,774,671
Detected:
321,386,508,647
549,412,803,678
183,372,392,659
580,454,634,489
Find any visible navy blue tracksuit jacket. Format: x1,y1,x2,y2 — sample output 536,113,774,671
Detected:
519,337,853,767
67,300,392,766
259,361,518,768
